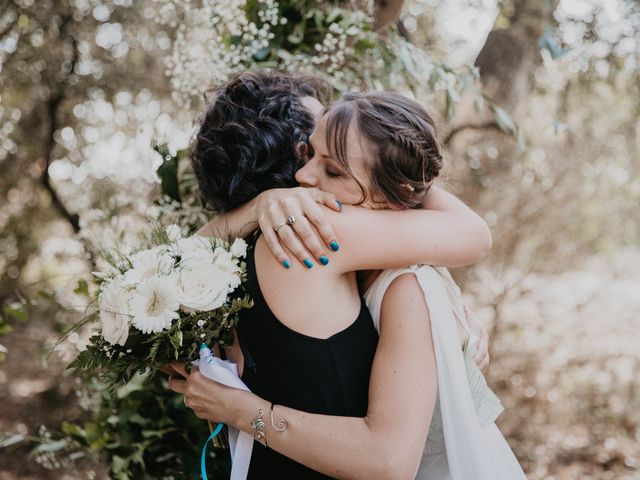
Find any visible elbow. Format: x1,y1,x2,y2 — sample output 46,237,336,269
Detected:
479,220,493,256
366,448,421,480
468,217,493,263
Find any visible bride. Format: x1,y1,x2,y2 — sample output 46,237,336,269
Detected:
168,73,525,479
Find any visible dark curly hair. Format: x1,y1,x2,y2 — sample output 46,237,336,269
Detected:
191,71,331,213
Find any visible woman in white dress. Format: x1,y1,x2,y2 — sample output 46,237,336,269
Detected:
170,90,526,479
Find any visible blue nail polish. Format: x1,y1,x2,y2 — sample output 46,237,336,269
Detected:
303,258,314,269
330,241,340,252
282,260,291,269
319,255,329,265
336,200,342,211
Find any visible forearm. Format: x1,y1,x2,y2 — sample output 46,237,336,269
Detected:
226,394,407,480
196,197,259,238
421,185,493,260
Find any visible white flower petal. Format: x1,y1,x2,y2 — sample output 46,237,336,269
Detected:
230,238,247,258
131,276,180,333
99,279,132,346
176,265,230,312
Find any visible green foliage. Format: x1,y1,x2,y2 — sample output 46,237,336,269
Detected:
0,301,28,362
67,373,231,479
153,144,183,203
1,375,231,478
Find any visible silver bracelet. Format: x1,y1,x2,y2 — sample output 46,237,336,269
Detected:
270,404,288,432
250,408,267,447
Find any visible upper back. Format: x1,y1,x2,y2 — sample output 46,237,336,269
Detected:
252,235,363,338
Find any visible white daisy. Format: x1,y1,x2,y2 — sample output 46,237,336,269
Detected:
130,276,180,334
123,247,175,285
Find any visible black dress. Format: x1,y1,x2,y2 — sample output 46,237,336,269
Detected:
237,240,379,479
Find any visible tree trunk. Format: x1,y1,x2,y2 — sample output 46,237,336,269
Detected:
474,0,559,109
373,0,405,31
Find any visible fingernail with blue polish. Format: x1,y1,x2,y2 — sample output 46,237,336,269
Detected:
282,260,291,269
319,255,329,266
336,200,342,211
303,258,314,269
330,241,340,252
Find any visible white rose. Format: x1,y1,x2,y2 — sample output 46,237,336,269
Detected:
230,238,247,258
176,236,216,269
213,248,240,275
122,247,174,285
165,224,183,242
99,279,132,346
176,235,211,255
176,265,230,311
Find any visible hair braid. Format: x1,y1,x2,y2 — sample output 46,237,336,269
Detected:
325,91,444,209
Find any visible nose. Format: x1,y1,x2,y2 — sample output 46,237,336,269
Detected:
295,158,319,187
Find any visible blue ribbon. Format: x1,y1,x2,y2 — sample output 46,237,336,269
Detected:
200,423,224,480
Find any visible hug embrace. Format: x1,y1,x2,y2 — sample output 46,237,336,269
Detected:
166,71,527,479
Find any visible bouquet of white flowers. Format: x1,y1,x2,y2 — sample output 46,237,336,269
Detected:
67,224,253,389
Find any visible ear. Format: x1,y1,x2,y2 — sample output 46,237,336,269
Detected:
295,141,309,161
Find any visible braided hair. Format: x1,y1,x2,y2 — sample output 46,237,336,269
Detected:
191,71,330,213
325,92,443,209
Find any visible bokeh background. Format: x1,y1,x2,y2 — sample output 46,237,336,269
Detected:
0,0,638,479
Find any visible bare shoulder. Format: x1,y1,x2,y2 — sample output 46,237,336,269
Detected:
379,273,431,334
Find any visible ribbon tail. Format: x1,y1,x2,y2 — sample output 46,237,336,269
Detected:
201,423,224,480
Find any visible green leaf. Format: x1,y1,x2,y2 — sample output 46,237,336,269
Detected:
474,95,485,114
62,422,86,438
492,106,516,133
32,439,68,453
0,434,25,448
0,324,13,335
170,329,183,359
37,290,56,301
116,370,150,399
287,22,305,44
153,144,180,202
3,304,26,322
74,279,89,296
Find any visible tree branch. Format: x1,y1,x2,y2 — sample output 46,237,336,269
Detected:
41,94,81,234
442,121,503,146
39,18,96,266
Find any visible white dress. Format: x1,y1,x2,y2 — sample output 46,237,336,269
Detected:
363,265,527,480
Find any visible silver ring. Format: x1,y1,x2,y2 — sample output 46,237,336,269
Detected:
274,221,289,233
274,215,304,233
183,396,189,407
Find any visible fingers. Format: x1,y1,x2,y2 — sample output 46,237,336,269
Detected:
306,188,342,212
255,188,342,268
167,375,186,394
298,195,339,252
260,218,292,268
158,365,179,376
170,361,189,378
277,225,317,268
290,216,328,264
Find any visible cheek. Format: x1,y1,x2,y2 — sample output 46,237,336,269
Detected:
322,178,365,205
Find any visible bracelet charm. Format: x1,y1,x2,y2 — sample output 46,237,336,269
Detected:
250,408,267,446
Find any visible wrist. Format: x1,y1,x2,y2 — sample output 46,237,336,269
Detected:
227,390,269,433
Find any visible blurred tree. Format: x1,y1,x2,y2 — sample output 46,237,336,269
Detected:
1,0,639,478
